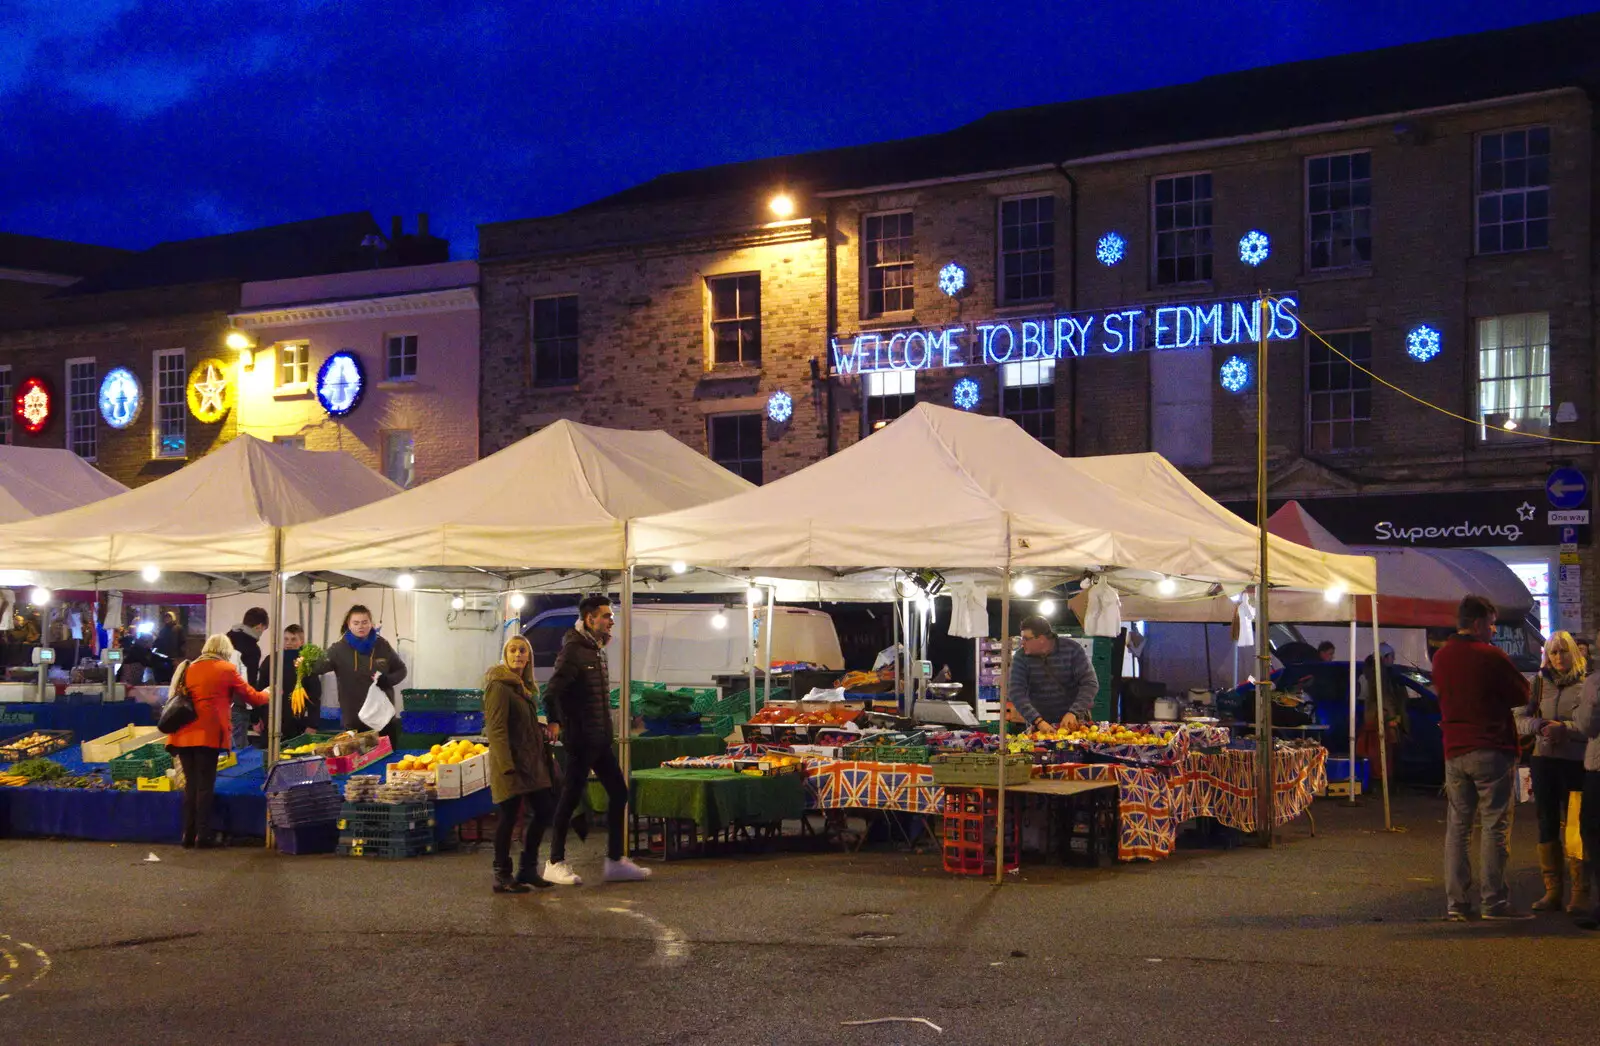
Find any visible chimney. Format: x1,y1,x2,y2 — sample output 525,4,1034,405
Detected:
418,212,430,238
391,215,403,241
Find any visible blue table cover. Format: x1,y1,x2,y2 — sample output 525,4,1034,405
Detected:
0,701,156,737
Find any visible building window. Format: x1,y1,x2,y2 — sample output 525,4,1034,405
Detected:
274,436,306,451
1152,173,1213,285
1477,127,1550,254
1478,312,1550,437
66,358,96,461
154,349,186,458
385,334,418,382
531,295,579,386
278,342,311,388
0,366,11,444
1001,360,1056,450
1307,331,1373,453
864,369,916,432
383,430,416,488
998,196,1054,304
708,274,761,366
707,414,762,484
863,211,914,317
1307,152,1372,270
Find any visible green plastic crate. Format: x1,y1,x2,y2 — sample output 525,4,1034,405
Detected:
842,731,931,765
931,753,1032,787
400,689,483,712
109,742,173,781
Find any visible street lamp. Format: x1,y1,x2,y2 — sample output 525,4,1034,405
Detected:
768,192,795,219
225,330,256,370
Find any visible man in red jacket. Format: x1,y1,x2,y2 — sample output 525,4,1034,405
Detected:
1432,594,1532,920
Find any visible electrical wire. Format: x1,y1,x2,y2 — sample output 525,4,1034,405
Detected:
1298,315,1600,446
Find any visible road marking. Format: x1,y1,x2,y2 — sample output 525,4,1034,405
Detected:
603,905,688,966
0,935,51,1003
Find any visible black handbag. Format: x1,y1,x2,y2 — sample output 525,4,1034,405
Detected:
157,661,197,734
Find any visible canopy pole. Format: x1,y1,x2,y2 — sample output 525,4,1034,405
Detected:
1372,593,1393,831
620,551,634,788
265,527,286,850
1347,613,1358,806
996,516,1014,886
1254,290,1274,847
746,583,758,719
762,585,774,708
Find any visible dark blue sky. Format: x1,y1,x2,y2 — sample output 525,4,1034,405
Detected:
2,0,1594,258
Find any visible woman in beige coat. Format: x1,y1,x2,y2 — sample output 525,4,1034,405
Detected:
1515,631,1590,912
483,635,555,893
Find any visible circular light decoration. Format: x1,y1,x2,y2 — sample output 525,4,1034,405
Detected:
938,262,966,297
1406,324,1442,363
186,357,233,423
99,367,142,429
1219,354,1252,393
766,389,793,424
316,350,365,417
952,377,980,411
1095,232,1127,266
14,377,51,435
1238,229,1271,267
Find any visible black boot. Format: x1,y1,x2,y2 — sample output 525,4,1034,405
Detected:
494,861,530,894
517,859,552,889
572,813,590,842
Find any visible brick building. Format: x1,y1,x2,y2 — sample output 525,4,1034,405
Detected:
0,213,448,487
480,14,1599,633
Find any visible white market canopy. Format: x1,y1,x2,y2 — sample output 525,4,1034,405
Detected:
0,444,128,522
632,403,1376,595
282,419,756,575
0,434,400,574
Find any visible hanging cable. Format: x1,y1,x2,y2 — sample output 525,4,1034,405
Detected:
1298,316,1600,446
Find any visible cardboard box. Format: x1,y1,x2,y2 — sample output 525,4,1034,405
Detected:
81,724,161,762
435,752,488,800
385,767,437,792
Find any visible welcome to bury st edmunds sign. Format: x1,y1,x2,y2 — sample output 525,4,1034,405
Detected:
829,294,1300,376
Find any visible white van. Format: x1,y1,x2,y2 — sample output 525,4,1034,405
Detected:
524,603,844,687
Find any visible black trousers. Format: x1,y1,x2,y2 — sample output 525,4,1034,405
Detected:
1530,756,1587,845
551,743,628,862
494,790,556,872
176,747,221,844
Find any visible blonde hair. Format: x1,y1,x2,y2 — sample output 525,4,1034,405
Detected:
501,635,536,691
1545,631,1585,676
200,633,235,659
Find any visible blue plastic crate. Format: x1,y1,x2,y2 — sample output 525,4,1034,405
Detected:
275,823,339,855
319,707,342,723
264,756,332,794
1325,757,1370,789
399,710,484,734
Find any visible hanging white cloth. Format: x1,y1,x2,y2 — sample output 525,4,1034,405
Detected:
1233,594,1256,648
1082,576,1122,637
947,581,989,639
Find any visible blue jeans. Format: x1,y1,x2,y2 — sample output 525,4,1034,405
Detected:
1444,749,1516,909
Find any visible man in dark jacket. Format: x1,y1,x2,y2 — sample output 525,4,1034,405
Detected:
1433,594,1532,921
542,594,650,885
1007,615,1099,732
280,624,320,741
226,607,269,748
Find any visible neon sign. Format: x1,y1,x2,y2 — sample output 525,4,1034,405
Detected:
1219,355,1252,393
766,390,793,423
14,377,50,434
317,350,365,416
953,377,980,410
830,295,1299,377
1095,232,1126,266
938,263,966,297
187,357,231,423
99,367,142,429
1407,324,1441,362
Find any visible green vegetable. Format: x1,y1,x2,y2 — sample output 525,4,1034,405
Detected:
11,758,66,780
295,644,324,688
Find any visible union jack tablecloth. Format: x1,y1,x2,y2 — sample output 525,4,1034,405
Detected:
804,760,946,815
1039,762,1192,862
1182,747,1327,834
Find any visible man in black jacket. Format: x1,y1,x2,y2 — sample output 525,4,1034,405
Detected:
226,607,270,748
543,595,650,885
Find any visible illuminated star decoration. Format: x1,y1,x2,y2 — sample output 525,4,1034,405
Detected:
1219,355,1252,393
99,368,141,429
1406,324,1441,362
1238,230,1271,267
766,390,793,423
952,377,980,411
1517,502,1537,522
938,262,966,297
192,364,227,416
20,383,49,428
1095,232,1126,266
317,351,365,416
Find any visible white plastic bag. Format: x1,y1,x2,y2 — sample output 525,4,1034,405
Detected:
1516,765,1533,804
358,675,394,732
803,687,846,702
1083,576,1123,638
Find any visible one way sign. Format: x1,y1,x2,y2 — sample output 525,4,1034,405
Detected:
1547,468,1588,510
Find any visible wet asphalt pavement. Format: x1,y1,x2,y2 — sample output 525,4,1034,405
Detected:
3,790,1598,1045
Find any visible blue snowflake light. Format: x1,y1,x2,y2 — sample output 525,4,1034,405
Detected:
766,389,793,423
1238,230,1271,267
1095,232,1127,266
938,262,966,297
1406,324,1442,363
953,377,980,411
316,351,365,417
1219,355,1252,393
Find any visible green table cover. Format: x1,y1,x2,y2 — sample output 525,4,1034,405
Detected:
628,768,806,835
562,734,728,814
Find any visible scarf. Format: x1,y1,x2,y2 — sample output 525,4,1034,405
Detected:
345,629,380,656
1543,664,1584,690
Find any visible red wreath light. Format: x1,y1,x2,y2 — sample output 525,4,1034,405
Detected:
14,377,51,435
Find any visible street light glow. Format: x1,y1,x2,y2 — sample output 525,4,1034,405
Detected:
396,573,416,591
768,193,795,218
140,565,161,583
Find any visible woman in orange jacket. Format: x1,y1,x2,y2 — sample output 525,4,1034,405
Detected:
165,634,269,848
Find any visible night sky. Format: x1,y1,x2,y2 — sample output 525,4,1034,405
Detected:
3,0,1594,258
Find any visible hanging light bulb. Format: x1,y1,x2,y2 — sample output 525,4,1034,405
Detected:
1012,577,1035,597
450,595,465,611
1323,583,1346,604
746,587,763,606
140,565,161,583
1038,599,1057,616
1157,577,1178,597
509,592,526,611
711,613,728,630
28,587,50,606
670,561,688,575
396,573,416,591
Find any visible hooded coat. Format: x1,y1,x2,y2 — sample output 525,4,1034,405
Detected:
483,643,553,803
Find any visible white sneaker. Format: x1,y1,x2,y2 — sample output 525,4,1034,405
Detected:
603,857,652,882
542,860,582,886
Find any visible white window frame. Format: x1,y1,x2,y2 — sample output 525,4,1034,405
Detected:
996,194,1056,306
861,209,915,319
0,365,11,445
152,348,187,460
1305,329,1373,453
276,341,311,391
1476,125,1551,256
382,429,416,488
1001,360,1057,450
706,272,762,368
65,356,97,462
1151,170,1214,287
384,332,418,382
1305,150,1373,271
863,369,916,433
1477,312,1551,440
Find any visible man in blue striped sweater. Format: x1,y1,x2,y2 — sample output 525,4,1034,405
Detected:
1008,615,1099,732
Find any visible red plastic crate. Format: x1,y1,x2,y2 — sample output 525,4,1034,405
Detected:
941,788,1019,876
324,736,393,775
